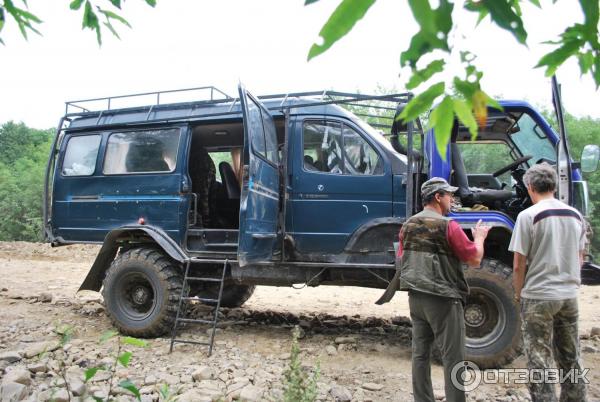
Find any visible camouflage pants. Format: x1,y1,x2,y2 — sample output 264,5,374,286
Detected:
521,298,587,402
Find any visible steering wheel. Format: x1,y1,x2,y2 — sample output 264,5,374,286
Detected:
492,155,533,177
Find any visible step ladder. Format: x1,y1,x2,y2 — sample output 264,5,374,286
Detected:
169,259,229,356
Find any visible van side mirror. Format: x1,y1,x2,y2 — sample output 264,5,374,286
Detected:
581,144,600,173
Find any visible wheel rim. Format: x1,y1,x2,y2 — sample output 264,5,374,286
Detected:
465,286,506,349
117,272,157,321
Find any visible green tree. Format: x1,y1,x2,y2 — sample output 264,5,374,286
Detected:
0,0,156,45
307,0,600,157
0,121,52,241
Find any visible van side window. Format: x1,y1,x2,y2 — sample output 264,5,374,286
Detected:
62,135,101,176
302,121,382,175
103,129,180,174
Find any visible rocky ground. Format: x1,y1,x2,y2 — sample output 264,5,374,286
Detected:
1,241,600,402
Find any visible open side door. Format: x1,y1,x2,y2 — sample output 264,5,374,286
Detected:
237,84,281,267
551,76,573,205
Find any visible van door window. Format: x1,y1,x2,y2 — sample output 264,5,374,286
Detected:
302,121,382,175
303,121,343,173
62,135,101,176
343,125,383,175
103,128,181,174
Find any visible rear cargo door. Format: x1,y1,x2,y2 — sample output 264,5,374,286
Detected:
237,84,281,266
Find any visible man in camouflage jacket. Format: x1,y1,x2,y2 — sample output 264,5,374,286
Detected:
377,177,490,402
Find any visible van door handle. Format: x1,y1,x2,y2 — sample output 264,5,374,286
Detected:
251,233,277,239
71,195,99,200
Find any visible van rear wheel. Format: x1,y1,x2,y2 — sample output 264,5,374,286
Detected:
102,248,182,338
464,258,521,368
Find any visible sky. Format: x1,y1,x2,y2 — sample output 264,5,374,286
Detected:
1,1,599,130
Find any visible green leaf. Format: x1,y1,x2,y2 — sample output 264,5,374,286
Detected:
145,0,157,6
119,380,141,400
70,0,85,10
118,351,133,367
453,98,478,140
103,21,120,39
82,0,101,45
593,56,600,88
307,0,375,61
536,39,582,76
109,0,122,9
84,367,101,382
580,0,599,31
453,77,477,99
578,52,594,74
485,92,503,111
121,337,149,347
305,0,320,4
99,330,118,343
529,0,541,8
429,96,454,160
408,0,436,36
399,81,445,123
15,8,41,23
92,397,104,402
401,0,453,67
481,0,527,44
99,9,131,27
400,31,432,67
406,59,445,90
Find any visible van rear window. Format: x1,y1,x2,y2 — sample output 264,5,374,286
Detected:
62,135,101,176
103,129,180,174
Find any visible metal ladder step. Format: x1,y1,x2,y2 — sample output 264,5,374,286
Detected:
180,296,219,303
169,259,229,356
184,276,222,282
176,318,216,325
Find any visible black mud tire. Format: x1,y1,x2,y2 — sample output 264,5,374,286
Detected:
191,283,256,308
101,248,182,338
464,258,521,368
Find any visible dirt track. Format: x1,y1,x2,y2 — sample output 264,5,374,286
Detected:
1,241,600,401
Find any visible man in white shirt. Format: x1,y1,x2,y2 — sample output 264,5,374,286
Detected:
509,163,587,402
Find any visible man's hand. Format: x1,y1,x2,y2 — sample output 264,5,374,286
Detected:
472,219,491,242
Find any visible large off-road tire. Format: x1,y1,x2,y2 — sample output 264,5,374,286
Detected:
190,283,256,308
102,248,183,338
464,258,521,368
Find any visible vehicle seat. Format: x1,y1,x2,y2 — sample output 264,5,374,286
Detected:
450,143,513,207
219,161,240,200
304,155,319,171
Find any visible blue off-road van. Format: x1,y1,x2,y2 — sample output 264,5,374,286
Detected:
44,82,600,367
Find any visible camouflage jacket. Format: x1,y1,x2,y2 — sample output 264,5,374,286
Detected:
376,209,469,304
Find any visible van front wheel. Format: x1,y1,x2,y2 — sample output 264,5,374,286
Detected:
464,258,521,368
102,248,182,338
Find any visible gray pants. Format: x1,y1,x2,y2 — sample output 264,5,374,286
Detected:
521,298,587,402
409,291,466,402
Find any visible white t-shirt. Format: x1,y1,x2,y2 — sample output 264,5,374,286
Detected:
509,198,586,300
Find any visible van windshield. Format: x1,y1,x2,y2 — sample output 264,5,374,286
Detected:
352,117,408,164
510,113,556,163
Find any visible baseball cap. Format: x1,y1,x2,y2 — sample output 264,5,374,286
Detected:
421,177,458,199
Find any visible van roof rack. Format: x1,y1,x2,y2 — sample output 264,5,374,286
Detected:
65,86,234,115
62,86,416,135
